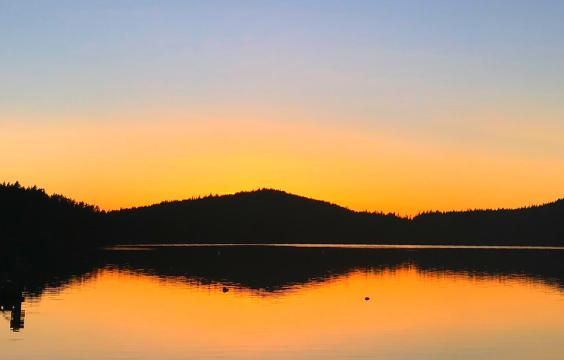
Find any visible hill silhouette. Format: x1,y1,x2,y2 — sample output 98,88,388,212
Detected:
0,182,102,251
1,182,563,248
107,189,407,244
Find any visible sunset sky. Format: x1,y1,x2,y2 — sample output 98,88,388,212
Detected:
1,1,563,215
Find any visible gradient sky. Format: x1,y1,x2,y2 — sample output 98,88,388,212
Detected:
1,0,563,215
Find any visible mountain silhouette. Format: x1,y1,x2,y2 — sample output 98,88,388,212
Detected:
107,189,407,244
1,182,563,248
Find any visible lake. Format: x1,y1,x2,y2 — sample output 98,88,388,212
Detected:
2,245,564,359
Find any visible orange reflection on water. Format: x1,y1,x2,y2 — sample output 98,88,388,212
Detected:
3,268,564,359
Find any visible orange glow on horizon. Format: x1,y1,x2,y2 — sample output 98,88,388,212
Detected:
1,111,563,215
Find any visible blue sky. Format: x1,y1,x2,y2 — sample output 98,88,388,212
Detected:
2,0,563,121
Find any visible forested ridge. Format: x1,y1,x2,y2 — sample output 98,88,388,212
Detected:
1,182,562,249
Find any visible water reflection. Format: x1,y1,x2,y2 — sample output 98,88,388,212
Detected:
102,245,564,292
0,282,24,331
2,246,564,359
1,245,564,333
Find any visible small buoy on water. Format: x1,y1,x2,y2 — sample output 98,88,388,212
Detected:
222,287,229,293
364,296,370,301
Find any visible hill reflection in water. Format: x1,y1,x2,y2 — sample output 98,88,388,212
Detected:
3,246,564,360
101,245,564,292
2,245,564,333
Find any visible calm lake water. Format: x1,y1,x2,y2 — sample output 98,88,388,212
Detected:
2,245,564,359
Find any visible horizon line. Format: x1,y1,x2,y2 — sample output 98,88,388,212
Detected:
3,181,563,218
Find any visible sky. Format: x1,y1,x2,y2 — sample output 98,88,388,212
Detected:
1,0,563,215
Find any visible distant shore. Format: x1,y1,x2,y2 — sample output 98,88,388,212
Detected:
2,182,563,249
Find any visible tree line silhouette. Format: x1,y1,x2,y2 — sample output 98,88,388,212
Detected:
1,182,563,249
0,182,102,251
